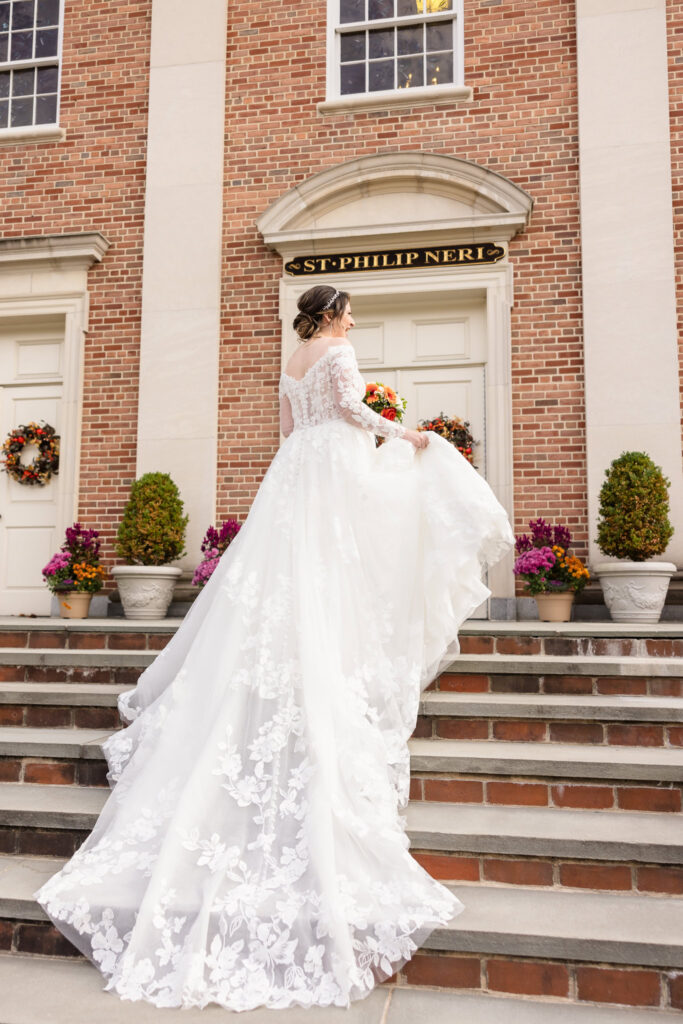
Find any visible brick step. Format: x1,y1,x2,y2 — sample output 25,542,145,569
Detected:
2,616,682,655
1,957,680,1024
0,682,125,729
2,728,683,806
2,650,683,696
2,784,682,893
432,654,683,697
2,854,681,1010
409,737,683,812
416,692,683,745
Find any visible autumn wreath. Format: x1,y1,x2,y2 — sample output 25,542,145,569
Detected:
1,421,60,486
417,412,478,466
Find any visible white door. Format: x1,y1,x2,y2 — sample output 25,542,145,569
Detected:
350,291,489,618
0,320,66,615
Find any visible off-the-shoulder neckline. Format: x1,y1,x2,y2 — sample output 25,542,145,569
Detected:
281,343,352,383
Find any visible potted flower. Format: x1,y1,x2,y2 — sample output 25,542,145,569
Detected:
362,382,407,446
111,472,189,620
192,519,242,589
594,451,675,622
514,517,590,621
42,523,106,618
417,412,479,467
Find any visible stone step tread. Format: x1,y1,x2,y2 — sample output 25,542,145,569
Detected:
3,783,682,863
2,648,683,676
409,737,683,780
0,682,126,705
421,691,683,721
3,855,682,966
0,957,678,1024
2,728,683,779
2,614,682,636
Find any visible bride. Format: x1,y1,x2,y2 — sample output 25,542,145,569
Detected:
34,283,515,1011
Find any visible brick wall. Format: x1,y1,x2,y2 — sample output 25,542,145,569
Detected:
218,0,586,584
0,0,152,575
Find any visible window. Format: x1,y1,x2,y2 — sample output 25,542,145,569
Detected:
0,0,61,131
324,0,466,110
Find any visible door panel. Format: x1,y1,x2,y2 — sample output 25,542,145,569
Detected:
350,291,489,619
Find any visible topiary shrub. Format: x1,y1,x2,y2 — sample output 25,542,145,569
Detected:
115,472,189,565
596,451,674,561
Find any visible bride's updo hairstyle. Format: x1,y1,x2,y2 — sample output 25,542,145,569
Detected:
293,284,350,342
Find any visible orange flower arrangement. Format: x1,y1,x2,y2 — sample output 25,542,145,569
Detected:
362,381,407,445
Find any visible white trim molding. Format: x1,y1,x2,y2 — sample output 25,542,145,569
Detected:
0,232,109,269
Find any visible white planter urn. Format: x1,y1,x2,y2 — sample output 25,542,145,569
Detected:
594,561,677,623
111,565,182,620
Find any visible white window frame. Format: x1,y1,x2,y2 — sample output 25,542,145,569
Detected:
0,0,65,145
320,0,471,115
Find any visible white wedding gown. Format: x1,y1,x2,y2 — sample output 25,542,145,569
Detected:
34,342,515,1011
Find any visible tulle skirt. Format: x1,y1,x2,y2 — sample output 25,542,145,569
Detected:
33,422,515,1011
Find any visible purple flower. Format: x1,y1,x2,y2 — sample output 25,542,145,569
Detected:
42,551,72,577
529,517,553,546
553,524,572,549
514,546,556,576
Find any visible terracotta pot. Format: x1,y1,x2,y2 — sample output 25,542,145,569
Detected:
57,592,93,619
534,591,575,622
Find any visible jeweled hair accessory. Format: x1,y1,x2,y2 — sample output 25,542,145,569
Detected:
319,289,340,312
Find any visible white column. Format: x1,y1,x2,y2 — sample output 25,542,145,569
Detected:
576,0,683,567
136,0,227,567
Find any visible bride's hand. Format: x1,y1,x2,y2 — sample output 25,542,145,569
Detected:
404,429,430,450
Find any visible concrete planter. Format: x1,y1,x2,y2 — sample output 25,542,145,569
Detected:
111,565,182,620
594,561,677,623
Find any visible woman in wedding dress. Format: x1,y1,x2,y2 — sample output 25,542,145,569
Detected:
34,284,515,1012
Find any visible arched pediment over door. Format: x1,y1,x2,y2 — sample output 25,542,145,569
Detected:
257,152,533,253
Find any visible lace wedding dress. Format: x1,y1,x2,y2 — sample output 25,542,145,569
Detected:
34,342,515,1012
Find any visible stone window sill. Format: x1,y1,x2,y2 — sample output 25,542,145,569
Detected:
0,124,66,146
318,84,472,116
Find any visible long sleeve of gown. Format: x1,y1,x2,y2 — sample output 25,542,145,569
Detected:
279,379,294,438
330,345,407,440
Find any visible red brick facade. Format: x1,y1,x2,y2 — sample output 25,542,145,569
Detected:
218,0,586,590
667,0,683,453
0,1,152,569
3,0,682,583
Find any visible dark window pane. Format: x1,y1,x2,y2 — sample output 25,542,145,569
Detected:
12,67,34,95
368,0,393,20
427,50,452,84
36,0,59,26
397,54,423,88
10,30,33,59
0,98,7,126
426,21,451,51
0,70,8,97
368,58,393,90
0,32,7,60
340,0,364,23
0,5,9,31
340,62,365,94
12,1,34,30
35,26,57,56
35,90,56,122
10,94,33,125
397,25,422,54
340,31,365,62
36,64,57,92
368,28,393,58
397,0,418,14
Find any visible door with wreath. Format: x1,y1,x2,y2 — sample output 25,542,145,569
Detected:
0,326,64,615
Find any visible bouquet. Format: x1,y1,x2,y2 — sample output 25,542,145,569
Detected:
417,413,477,465
513,517,590,595
192,519,242,588
362,382,407,446
42,523,106,594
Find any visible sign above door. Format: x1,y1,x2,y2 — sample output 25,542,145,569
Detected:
284,242,505,277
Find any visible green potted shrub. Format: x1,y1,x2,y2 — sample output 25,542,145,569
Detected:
594,451,676,622
111,472,189,620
